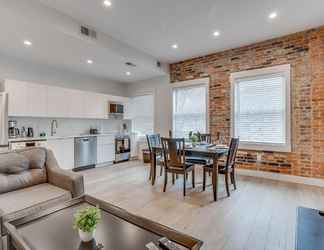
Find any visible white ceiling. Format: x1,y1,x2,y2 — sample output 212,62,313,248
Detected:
0,0,166,83
38,0,324,63
1,0,324,83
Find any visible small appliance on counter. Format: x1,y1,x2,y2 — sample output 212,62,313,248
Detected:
8,120,19,138
89,128,99,135
27,127,34,137
114,135,131,163
20,126,27,138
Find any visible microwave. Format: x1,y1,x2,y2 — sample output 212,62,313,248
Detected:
109,103,124,114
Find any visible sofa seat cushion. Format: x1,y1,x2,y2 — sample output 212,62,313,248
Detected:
0,183,71,221
0,169,47,194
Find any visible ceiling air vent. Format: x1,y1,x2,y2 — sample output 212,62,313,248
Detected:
125,62,136,67
80,25,97,39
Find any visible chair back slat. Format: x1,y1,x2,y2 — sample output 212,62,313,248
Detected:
199,133,212,144
225,138,240,170
146,134,161,153
161,138,186,170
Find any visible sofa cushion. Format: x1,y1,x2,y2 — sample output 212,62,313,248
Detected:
20,147,46,169
0,169,47,194
0,152,29,174
0,183,71,220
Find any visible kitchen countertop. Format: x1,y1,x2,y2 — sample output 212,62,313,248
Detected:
8,132,118,143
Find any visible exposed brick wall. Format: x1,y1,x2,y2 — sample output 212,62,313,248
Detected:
170,26,324,178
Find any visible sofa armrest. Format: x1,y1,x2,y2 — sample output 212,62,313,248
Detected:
46,149,84,198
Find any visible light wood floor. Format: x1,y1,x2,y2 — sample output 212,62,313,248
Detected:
82,161,324,250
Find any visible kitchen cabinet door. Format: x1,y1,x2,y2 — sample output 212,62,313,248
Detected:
66,89,84,118
97,145,103,164
102,144,115,163
84,92,106,119
97,135,115,164
123,100,132,120
47,86,69,118
5,80,28,116
27,83,47,117
47,138,74,170
63,138,75,169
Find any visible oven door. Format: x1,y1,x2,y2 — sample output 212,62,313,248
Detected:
115,138,131,154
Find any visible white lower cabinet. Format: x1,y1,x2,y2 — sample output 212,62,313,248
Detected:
97,135,115,164
47,138,74,170
97,144,115,164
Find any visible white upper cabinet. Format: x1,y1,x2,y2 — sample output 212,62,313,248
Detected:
124,99,134,120
66,89,84,118
47,86,69,118
84,92,106,119
4,79,124,119
5,80,47,117
27,82,47,117
5,80,28,116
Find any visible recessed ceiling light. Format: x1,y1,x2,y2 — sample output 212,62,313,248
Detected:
23,40,32,46
87,59,93,64
172,44,178,49
103,0,112,7
269,12,278,19
213,31,220,37
126,71,131,76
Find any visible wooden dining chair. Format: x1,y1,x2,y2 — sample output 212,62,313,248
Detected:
186,133,212,165
203,138,239,197
198,133,212,144
146,134,164,179
161,138,195,196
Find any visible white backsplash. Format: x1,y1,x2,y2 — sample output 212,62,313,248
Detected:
9,117,131,137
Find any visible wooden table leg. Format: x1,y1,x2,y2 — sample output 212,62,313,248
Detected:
151,149,157,186
212,156,219,201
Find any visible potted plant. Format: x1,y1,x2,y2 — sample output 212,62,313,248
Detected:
73,206,101,242
189,131,200,145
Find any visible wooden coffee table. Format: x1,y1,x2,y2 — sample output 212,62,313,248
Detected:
4,195,202,250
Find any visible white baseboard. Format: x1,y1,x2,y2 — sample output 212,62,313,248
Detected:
237,169,324,188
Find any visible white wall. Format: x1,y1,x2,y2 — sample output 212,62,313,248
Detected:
0,53,127,96
126,75,172,137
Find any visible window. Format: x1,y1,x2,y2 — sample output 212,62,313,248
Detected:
172,81,208,138
231,64,291,152
130,95,154,137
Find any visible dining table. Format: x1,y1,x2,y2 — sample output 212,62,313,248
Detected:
150,144,228,201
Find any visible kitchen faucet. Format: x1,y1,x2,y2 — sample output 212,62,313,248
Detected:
51,120,58,136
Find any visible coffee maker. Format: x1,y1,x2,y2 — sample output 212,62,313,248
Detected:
8,120,19,138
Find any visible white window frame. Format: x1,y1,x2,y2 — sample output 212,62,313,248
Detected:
230,64,291,152
172,78,210,138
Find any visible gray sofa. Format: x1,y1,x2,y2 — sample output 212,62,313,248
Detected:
0,147,84,250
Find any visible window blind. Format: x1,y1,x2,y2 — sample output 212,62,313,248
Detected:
131,95,154,136
173,85,207,138
234,73,286,144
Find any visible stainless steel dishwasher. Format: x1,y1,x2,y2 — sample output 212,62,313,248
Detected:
74,136,97,171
